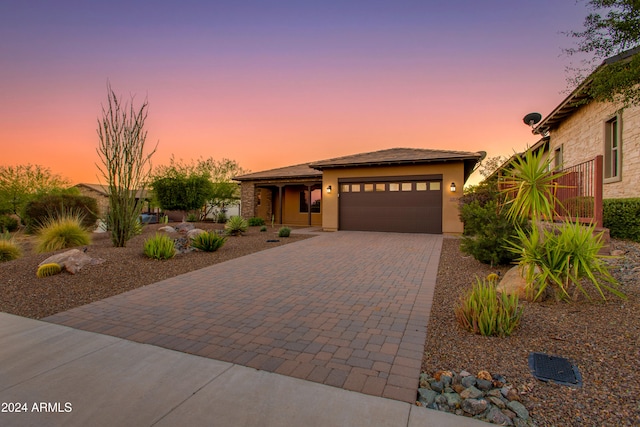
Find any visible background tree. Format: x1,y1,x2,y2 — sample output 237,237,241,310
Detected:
565,0,640,105
198,158,247,218
0,164,69,218
477,155,508,179
96,83,157,247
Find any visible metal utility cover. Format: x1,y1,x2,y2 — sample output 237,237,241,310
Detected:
528,352,582,387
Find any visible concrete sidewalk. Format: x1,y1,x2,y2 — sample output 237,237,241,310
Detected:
0,313,486,427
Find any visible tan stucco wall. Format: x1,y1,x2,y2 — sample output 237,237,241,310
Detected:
282,186,322,226
320,163,466,234
548,101,640,199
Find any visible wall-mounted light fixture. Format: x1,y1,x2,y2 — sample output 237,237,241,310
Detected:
326,185,332,193
450,182,456,192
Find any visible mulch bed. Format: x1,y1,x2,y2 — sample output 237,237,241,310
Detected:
423,236,640,426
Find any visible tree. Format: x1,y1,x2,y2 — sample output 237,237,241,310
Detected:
564,0,640,105
96,83,157,247
198,158,247,218
0,164,69,218
477,155,508,179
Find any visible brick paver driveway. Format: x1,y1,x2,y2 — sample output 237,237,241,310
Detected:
45,231,442,403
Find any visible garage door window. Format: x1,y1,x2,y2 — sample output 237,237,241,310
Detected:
389,183,399,191
376,183,385,191
364,183,374,192
402,183,412,191
416,182,427,191
351,184,361,192
341,184,350,192
430,182,441,191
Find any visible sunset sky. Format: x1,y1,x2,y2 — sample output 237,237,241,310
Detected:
1,1,590,185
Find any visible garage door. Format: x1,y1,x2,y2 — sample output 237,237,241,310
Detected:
338,176,442,233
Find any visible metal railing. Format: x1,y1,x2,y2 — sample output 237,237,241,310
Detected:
554,155,603,227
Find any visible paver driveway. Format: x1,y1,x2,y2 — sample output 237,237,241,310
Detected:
45,231,442,403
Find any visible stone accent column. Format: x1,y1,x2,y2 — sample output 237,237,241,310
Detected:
240,182,255,219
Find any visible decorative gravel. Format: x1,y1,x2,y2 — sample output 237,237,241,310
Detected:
423,236,640,427
0,223,313,320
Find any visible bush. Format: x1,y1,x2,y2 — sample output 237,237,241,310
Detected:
603,198,640,242
143,233,176,260
225,216,248,235
459,180,524,266
186,212,199,222
216,211,227,224
36,213,91,253
510,220,624,302
454,276,523,337
0,239,21,262
36,263,62,278
0,215,19,232
260,225,267,232
191,232,227,252
248,217,265,226
22,194,99,233
278,226,291,237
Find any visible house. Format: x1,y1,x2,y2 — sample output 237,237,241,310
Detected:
532,47,640,200
74,183,155,218
235,147,485,234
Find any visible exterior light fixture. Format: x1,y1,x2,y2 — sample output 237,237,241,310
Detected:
450,182,456,192
326,185,332,193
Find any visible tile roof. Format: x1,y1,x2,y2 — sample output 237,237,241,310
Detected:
309,147,484,169
234,163,322,181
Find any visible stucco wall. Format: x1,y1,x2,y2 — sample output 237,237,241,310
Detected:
321,162,465,234
548,101,640,199
281,186,322,226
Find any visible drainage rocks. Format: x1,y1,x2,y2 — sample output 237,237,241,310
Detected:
417,370,534,426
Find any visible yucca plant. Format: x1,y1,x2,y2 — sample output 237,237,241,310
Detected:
143,233,176,260
455,276,523,337
191,231,227,252
36,212,91,253
278,226,291,237
511,220,625,301
500,149,567,223
225,216,248,236
0,239,22,262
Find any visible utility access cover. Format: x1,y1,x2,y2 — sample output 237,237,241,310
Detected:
528,352,582,387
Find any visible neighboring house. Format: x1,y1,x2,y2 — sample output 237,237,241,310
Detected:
532,47,640,200
235,147,485,234
74,183,155,218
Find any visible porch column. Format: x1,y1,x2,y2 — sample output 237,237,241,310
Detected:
307,184,312,226
277,185,283,225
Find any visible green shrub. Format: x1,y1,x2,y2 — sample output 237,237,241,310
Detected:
191,232,227,252
36,213,91,253
22,193,99,233
186,212,198,222
143,233,176,260
0,239,21,262
225,216,248,235
459,180,524,266
216,211,227,224
603,198,640,242
260,225,267,232
36,263,62,278
0,215,19,232
510,220,624,302
454,276,523,337
248,217,265,226
278,226,291,237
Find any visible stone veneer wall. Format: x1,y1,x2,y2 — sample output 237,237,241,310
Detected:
548,100,640,199
240,183,255,219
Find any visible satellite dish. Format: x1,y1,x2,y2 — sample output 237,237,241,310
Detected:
523,112,542,126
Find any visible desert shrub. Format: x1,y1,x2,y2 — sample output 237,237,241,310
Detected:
225,216,248,235
248,217,265,226
603,198,640,242
186,212,198,222
278,226,291,237
36,263,62,278
0,239,21,262
455,276,523,337
0,215,19,232
510,220,624,302
191,232,227,252
260,225,267,232
216,211,228,224
22,193,98,233
143,233,176,260
36,213,91,253
459,180,524,266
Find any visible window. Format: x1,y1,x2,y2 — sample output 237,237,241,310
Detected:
299,188,321,213
389,183,399,191
604,115,621,181
341,184,350,192
375,183,385,191
351,184,360,192
256,191,261,206
401,183,412,191
429,182,441,191
416,182,427,191
364,183,374,192
553,145,563,170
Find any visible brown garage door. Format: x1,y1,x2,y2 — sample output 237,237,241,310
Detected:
338,176,442,233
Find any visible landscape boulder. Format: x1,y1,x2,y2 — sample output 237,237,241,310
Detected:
496,266,532,300
39,249,105,274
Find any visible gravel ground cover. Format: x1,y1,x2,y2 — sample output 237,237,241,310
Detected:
0,223,313,319
423,236,640,426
